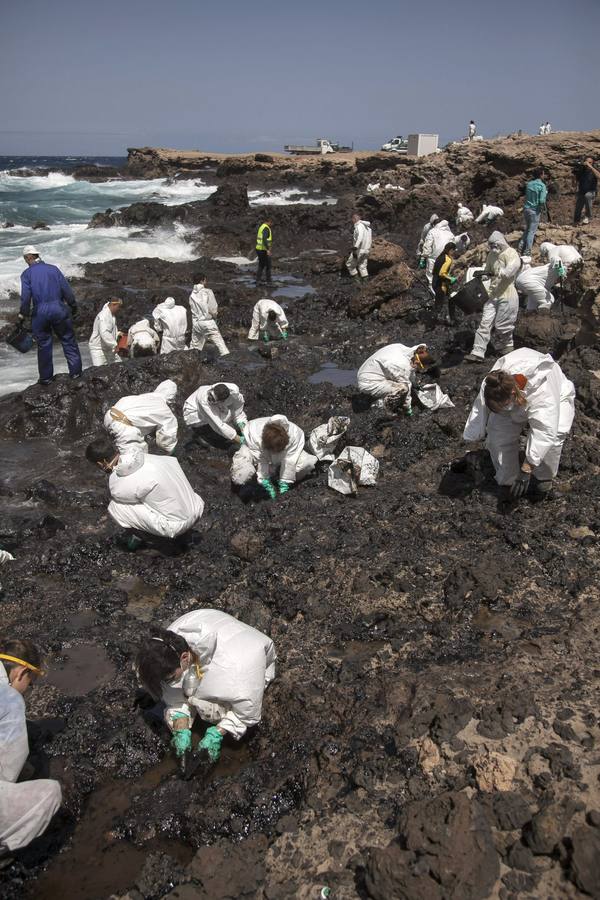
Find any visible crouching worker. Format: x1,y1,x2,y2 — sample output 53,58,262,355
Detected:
463,348,575,501
0,639,62,855
183,382,247,448
86,440,204,550
127,318,160,358
248,299,288,342
104,380,179,455
135,609,276,773
357,343,438,415
231,415,316,500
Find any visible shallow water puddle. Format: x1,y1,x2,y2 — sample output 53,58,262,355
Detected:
115,575,166,622
46,643,115,696
308,362,357,387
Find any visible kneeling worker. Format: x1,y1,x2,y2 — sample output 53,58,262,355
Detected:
248,299,288,342
86,441,204,549
0,639,62,854
135,608,276,767
357,343,437,414
231,415,316,498
104,380,179,455
127,318,160,357
183,382,247,447
463,348,575,499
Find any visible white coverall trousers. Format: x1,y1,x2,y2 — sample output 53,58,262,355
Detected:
471,296,519,358
230,446,317,486
108,503,202,540
89,346,122,367
357,371,408,400
486,398,575,486
346,251,369,278
0,779,62,852
160,334,187,354
190,319,229,356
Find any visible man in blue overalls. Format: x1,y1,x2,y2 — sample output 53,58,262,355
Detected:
18,245,82,385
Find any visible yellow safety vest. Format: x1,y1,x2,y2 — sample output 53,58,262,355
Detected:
256,223,272,251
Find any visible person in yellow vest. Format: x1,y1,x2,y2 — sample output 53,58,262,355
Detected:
256,218,273,286
431,241,457,324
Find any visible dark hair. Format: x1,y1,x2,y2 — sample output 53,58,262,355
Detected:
132,345,155,358
86,436,117,464
444,242,457,252
194,274,206,283
108,297,123,306
135,628,190,699
267,310,278,321
483,370,524,411
532,167,544,180
212,383,230,401
413,348,438,371
262,422,289,452
0,638,41,675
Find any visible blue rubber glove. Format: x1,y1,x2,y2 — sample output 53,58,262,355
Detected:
261,478,277,500
198,726,223,762
418,258,426,269
278,480,290,494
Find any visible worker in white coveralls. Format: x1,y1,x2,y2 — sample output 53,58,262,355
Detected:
456,203,474,228
357,343,438,414
419,219,467,288
85,439,204,550
127,318,160,358
88,297,123,366
516,242,582,312
152,297,188,353
230,415,316,499
465,232,521,363
539,242,583,270
416,213,439,259
188,275,229,356
0,639,62,855
475,204,504,224
135,609,276,766
248,299,288,342
183,382,248,447
463,348,575,499
346,213,372,280
103,380,179,455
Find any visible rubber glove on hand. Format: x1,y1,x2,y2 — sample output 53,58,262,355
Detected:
281,330,288,340
404,407,413,417
510,470,531,499
449,276,457,284
418,258,426,269
198,726,223,762
238,434,246,446
278,480,290,494
261,478,277,500
262,331,270,344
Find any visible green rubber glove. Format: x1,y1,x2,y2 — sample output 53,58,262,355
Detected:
281,330,288,340
418,258,426,269
238,433,246,445
262,331,270,343
404,407,414,417
198,725,223,762
170,712,192,757
449,276,457,284
261,478,277,500
278,480,290,494
557,265,566,278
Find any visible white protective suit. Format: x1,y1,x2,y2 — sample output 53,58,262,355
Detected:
346,219,373,278
540,242,583,271
189,283,229,356
470,232,521,359
230,415,317,486
248,299,289,341
0,666,62,852
421,219,455,286
127,319,160,357
475,205,504,224
357,343,424,412
89,303,122,366
108,448,204,538
463,348,575,485
515,262,561,311
104,380,179,454
161,609,276,740
183,383,248,441
416,214,439,257
152,297,188,354
456,203,474,228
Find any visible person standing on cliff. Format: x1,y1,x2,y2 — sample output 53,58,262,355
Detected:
518,168,547,257
18,245,82,386
255,218,273,286
468,120,476,141
346,213,372,282
573,157,599,225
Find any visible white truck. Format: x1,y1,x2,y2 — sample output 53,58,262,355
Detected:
381,135,408,153
284,138,336,156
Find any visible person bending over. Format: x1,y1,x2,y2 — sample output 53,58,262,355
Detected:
230,415,316,500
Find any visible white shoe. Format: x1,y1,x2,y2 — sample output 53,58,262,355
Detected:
581,217,589,225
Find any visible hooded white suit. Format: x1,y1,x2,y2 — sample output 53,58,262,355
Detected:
515,263,561,311
421,219,456,286
108,448,204,538
469,231,521,359
103,380,179,454
127,319,160,356
456,203,474,228
89,302,122,366
248,299,288,341
152,297,188,354
0,666,62,851
161,609,276,739
416,214,439,256
475,205,504,224
183,383,248,441
346,219,373,278
189,283,229,356
357,342,425,411
463,348,575,485
230,415,316,486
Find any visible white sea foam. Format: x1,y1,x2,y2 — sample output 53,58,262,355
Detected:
248,188,336,206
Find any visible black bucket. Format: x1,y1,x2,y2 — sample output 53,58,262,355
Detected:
453,278,488,315
6,325,34,353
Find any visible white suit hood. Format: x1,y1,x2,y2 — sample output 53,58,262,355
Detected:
163,296,176,308
489,231,508,250
153,380,177,404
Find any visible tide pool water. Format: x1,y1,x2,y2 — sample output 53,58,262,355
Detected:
0,340,93,397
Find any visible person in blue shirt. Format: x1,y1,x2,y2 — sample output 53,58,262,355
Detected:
18,245,82,385
518,168,548,257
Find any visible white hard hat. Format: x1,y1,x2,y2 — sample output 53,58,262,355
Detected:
23,245,40,257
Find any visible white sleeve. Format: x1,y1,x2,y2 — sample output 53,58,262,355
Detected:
525,391,560,468
98,311,117,350
280,428,305,483
199,396,236,440
0,688,29,782
248,305,261,340
231,393,247,429
154,409,179,453
208,290,218,318
421,230,434,258
463,385,489,442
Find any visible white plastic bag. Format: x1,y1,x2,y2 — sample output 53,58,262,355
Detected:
328,446,379,495
416,384,455,411
307,416,351,461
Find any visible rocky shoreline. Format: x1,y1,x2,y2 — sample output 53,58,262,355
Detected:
1,131,600,900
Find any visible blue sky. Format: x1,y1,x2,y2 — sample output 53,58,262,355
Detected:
0,0,597,155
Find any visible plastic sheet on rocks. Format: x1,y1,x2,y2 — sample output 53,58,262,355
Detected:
307,416,351,461
328,446,379,495
416,384,455,411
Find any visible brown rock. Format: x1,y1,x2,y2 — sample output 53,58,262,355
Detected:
348,262,413,317
569,825,600,897
473,751,517,792
230,530,263,561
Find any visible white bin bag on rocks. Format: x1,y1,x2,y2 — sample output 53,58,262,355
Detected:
416,384,455,411
307,416,351,461
328,446,379,495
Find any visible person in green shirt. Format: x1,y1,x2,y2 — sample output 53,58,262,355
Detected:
518,167,547,256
